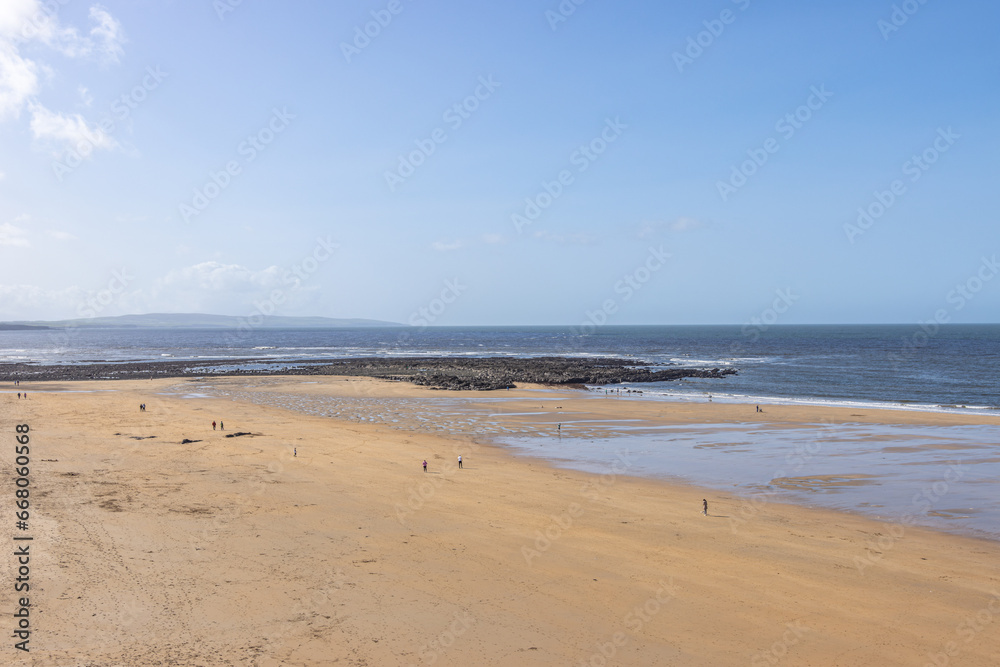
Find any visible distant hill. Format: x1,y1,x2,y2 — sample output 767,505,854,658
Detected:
0,323,51,331
4,313,403,329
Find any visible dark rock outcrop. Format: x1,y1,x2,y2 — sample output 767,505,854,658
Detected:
0,356,736,391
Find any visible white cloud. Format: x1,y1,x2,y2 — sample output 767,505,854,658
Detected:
157,261,284,293
0,1,124,127
0,222,30,247
0,42,39,120
78,84,92,106
0,281,145,321
0,283,79,320
483,233,505,245
638,217,706,238
432,240,463,252
19,4,125,63
671,216,704,232
133,261,327,315
532,230,597,245
0,258,339,320
0,0,40,39
45,229,76,241
87,6,124,63
29,102,117,152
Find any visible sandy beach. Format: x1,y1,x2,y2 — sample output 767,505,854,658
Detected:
3,376,999,666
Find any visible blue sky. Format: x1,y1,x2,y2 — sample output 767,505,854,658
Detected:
1,0,998,326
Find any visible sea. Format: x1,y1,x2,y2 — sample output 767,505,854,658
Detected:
4,324,999,539
2,324,998,415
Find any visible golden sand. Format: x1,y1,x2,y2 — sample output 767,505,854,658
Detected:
2,377,998,666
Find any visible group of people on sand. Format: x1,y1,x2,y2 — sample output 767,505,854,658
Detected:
212,420,224,430
602,388,643,395
16,392,26,399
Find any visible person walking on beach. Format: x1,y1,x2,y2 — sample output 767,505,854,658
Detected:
212,421,216,430
220,421,224,430
17,392,21,399
702,499,708,516
294,448,297,457
422,460,427,472
458,455,463,469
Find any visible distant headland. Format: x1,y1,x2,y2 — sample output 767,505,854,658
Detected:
0,313,402,330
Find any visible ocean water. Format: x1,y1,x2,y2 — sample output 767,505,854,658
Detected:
499,423,1000,540
2,324,998,415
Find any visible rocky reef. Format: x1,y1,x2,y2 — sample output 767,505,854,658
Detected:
0,356,736,391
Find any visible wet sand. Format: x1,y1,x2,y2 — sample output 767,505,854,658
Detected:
2,377,999,666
